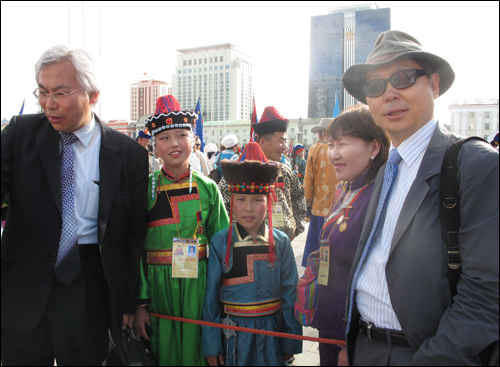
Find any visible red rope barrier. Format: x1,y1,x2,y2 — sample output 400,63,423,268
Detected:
149,312,345,346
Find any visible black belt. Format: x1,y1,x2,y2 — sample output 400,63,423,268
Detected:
78,244,99,257
359,320,410,347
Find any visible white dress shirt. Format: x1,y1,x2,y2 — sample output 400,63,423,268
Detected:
356,118,438,330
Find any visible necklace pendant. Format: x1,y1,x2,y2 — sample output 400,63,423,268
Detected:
196,222,204,235
339,221,348,232
336,214,344,225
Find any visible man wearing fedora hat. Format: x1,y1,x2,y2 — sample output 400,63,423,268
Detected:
342,31,498,365
302,118,339,266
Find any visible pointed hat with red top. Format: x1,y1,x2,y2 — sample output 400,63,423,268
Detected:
252,106,289,139
220,142,281,271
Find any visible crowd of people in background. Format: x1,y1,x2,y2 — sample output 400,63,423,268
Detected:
1,30,498,367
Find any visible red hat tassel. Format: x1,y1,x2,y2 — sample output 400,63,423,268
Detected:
225,194,234,272
267,190,276,268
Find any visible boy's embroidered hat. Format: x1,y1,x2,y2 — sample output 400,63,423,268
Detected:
145,95,197,135
145,95,197,200
220,142,281,269
253,106,289,138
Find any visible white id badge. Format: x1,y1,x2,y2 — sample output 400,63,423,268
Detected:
271,201,285,228
172,238,199,279
318,239,330,286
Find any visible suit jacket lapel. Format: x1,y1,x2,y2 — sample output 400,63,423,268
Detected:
36,117,62,213
97,116,123,244
389,123,452,256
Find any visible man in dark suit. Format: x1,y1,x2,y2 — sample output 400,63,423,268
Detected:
340,31,499,365
1,45,149,365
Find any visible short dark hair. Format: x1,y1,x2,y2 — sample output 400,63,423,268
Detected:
326,104,390,182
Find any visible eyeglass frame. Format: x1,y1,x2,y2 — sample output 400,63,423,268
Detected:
361,69,427,98
33,87,83,103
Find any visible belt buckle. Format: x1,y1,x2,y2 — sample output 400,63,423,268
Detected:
366,322,374,339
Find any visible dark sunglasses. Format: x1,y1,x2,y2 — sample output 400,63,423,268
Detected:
362,69,427,98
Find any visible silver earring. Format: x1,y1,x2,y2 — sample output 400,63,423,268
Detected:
370,156,375,161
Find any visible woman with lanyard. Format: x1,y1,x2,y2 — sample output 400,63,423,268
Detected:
310,104,389,366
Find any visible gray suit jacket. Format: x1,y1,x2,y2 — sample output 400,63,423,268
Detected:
346,123,499,365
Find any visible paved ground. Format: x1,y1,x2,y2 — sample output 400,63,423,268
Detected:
289,222,321,366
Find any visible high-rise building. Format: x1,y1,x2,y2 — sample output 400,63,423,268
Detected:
308,3,390,118
449,98,499,140
130,73,169,121
172,43,252,122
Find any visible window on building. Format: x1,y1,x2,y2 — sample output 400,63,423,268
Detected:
183,60,187,66
204,58,207,64
291,128,295,135
304,129,308,135
304,139,308,145
194,59,197,65
178,70,181,74
226,65,229,69
214,56,218,62
199,58,202,64
485,112,491,118
214,66,217,70
210,57,213,63
469,112,475,118
469,124,474,130
188,60,192,65
485,122,491,130
220,56,224,62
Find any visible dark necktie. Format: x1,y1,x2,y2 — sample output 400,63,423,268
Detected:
54,132,81,286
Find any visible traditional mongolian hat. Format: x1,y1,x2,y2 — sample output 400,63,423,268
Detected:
145,95,198,199
204,143,218,153
342,30,455,104
253,106,289,139
220,142,281,269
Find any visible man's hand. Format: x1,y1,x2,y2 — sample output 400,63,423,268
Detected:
206,354,224,366
282,353,294,362
122,313,135,330
338,348,348,366
133,306,151,340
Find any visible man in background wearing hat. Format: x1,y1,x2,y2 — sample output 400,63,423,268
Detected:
137,130,161,174
219,107,306,241
1,45,149,365
342,31,498,365
215,134,240,179
302,118,339,267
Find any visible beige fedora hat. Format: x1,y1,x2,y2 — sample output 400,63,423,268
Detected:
311,118,334,134
342,30,455,104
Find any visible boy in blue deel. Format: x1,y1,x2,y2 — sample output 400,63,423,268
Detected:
202,143,302,366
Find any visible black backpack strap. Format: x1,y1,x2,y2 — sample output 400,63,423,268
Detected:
440,136,487,296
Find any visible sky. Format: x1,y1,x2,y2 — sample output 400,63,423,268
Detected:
1,1,499,126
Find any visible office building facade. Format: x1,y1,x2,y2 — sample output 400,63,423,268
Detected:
449,98,499,140
130,74,169,121
308,3,390,118
172,43,252,122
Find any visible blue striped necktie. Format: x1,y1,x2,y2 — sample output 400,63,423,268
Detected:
346,148,402,333
54,132,81,286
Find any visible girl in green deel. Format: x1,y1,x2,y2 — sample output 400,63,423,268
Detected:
134,95,229,366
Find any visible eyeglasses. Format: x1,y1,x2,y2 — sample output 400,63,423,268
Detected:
361,69,427,98
33,87,83,103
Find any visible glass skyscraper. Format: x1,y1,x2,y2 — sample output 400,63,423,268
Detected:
308,3,390,118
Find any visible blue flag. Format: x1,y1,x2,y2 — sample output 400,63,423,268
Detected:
333,91,340,118
194,97,205,152
19,98,25,115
